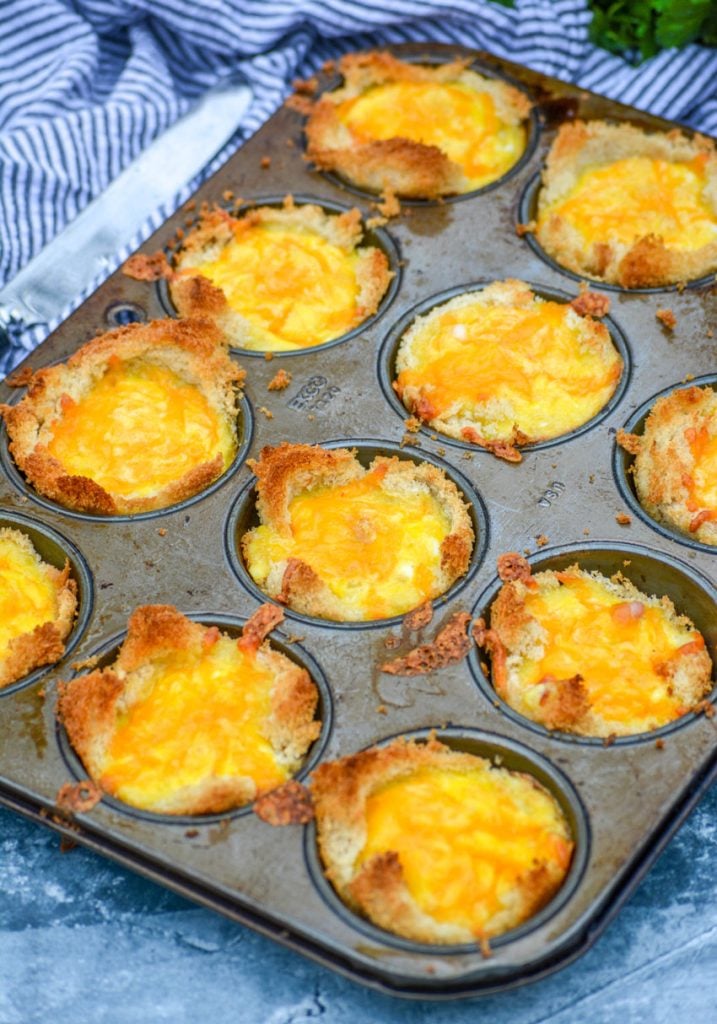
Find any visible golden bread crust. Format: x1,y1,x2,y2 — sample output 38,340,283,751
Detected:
305,51,531,199
1,319,244,515
170,200,392,351
535,121,717,287
482,563,713,737
311,736,572,944
0,527,77,688
57,604,320,816
394,279,622,452
242,443,474,621
630,385,717,545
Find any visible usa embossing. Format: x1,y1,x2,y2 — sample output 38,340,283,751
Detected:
537,480,566,508
288,375,341,413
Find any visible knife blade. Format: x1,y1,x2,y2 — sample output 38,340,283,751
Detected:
0,79,252,348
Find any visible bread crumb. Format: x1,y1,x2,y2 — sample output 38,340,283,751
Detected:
570,289,611,318
284,634,305,644
284,94,313,115
436,447,446,456
515,221,535,237
375,188,400,219
285,138,295,148
264,352,274,361
602,733,617,747
307,413,315,421
536,534,549,547
384,635,401,649
623,559,631,566
158,528,167,537
656,308,676,330
56,780,103,814
683,373,695,383
4,366,34,387
479,935,492,959
404,416,421,433
403,600,433,631
292,76,318,95
381,612,472,676
260,156,271,169
400,432,420,448
655,738,665,750
366,215,388,229
583,528,590,536
268,369,292,391
376,704,388,715
258,406,274,419
589,473,595,484
461,451,473,460
254,780,314,826
222,189,234,202
615,512,631,525
707,328,714,338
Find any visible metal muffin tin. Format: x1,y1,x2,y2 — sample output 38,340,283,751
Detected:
0,43,715,999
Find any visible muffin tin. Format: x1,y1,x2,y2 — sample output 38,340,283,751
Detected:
0,43,715,999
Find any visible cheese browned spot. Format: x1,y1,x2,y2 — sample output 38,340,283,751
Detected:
312,737,573,944
57,605,320,816
395,280,622,449
485,565,713,737
0,527,76,687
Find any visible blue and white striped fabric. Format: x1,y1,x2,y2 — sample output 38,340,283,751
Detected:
2,0,717,370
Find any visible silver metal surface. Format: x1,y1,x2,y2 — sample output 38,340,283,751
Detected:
0,45,715,999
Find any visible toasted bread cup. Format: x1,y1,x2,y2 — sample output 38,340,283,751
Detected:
57,604,320,815
241,443,474,622
535,121,717,287
0,527,76,688
394,279,622,459
311,735,573,944
476,558,713,737
1,319,244,515
625,385,717,546
170,200,392,352
305,51,531,199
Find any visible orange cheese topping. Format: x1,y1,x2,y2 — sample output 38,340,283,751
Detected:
338,81,526,191
359,763,572,936
519,573,704,727
47,360,235,501
0,530,64,661
686,422,717,517
541,156,717,251
100,635,288,810
244,466,453,620
194,222,360,351
396,298,621,441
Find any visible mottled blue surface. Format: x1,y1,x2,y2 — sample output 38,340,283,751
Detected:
1,784,716,1024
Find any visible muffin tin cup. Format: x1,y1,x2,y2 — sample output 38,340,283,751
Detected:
0,510,94,698
517,172,717,294
469,541,717,747
224,437,490,630
0,380,255,523
157,193,403,359
314,55,541,208
304,725,589,955
377,278,632,454
0,42,715,999
613,374,717,555
55,611,334,826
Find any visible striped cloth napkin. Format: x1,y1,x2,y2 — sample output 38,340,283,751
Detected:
2,0,717,370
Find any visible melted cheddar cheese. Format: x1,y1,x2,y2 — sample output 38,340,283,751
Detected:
687,421,717,515
518,573,705,728
100,634,288,810
397,298,621,441
359,763,572,937
244,466,453,620
338,81,526,191
0,530,65,661
195,222,360,351
47,360,235,501
540,156,717,251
